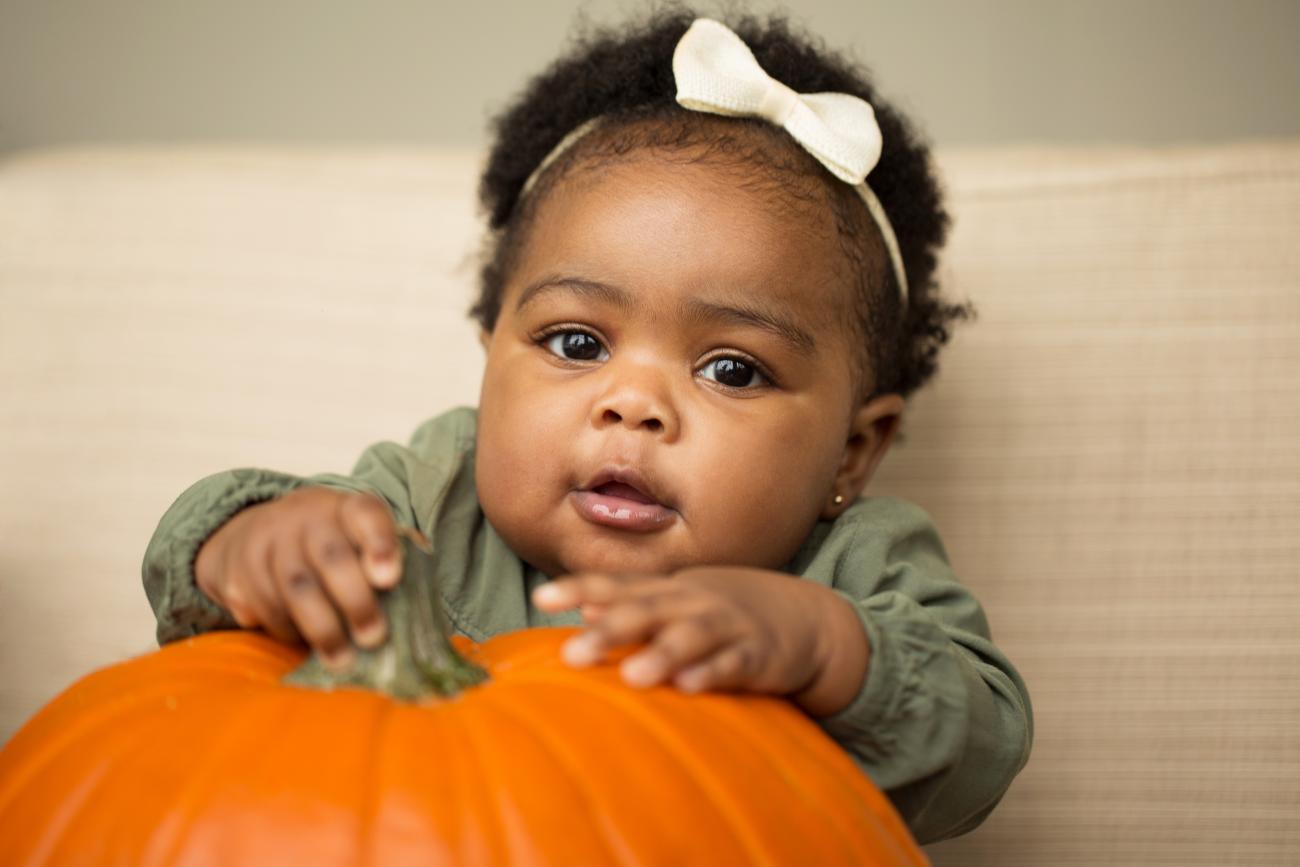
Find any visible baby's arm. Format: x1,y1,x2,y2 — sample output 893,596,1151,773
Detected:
141,411,473,647
802,497,1033,844
191,486,403,665
143,467,307,645
142,465,409,647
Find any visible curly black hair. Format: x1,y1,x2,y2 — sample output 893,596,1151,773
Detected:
472,5,972,402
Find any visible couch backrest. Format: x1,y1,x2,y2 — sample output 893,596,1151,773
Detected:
1,143,1297,865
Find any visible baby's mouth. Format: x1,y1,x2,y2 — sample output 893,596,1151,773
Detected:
571,472,678,532
590,481,659,506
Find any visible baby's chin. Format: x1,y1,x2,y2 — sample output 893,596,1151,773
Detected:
549,552,676,579
489,499,790,578
534,536,694,579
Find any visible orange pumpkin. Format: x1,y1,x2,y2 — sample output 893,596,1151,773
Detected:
0,533,926,866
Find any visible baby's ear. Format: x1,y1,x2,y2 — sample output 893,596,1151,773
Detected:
823,394,905,519
478,329,492,351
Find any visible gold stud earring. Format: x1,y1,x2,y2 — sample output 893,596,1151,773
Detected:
833,494,845,506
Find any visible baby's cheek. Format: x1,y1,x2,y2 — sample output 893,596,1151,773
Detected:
691,470,824,570
474,423,571,573
477,460,550,569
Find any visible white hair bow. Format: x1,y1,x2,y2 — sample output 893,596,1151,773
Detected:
673,18,908,304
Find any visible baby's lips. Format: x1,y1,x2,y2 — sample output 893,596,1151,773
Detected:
570,489,678,532
582,466,674,511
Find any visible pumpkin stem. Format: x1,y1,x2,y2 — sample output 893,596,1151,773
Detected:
283,526,488,700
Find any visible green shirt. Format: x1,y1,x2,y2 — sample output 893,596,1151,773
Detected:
142,406,1031,844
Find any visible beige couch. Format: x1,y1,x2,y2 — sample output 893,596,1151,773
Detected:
1,142,1297,865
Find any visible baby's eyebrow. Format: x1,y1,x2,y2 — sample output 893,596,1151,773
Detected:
515,274,817,358
681,297,817,358
515,276,634,313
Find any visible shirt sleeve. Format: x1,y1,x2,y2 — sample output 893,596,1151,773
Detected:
791,496,1034,844
142,467,307,645
140,408,478,647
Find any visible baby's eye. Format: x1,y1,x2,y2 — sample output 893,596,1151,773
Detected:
542,330,609,362
698,356,769,389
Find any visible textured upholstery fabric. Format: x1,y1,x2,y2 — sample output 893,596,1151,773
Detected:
1,142,1297,864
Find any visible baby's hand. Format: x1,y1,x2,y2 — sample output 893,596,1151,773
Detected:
532,567,832,697
194,486,402,670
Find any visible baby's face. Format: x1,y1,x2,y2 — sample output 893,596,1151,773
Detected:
475,154,888,578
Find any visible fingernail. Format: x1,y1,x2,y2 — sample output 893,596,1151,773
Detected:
562,634,601,666
533,583,562,605
323,647,356,671
675,670,706,693
370,557,399,587
621,655,662,687
355,619,387,649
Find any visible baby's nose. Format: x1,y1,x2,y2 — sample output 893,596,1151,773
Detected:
600,407,664,433
590,366,680,439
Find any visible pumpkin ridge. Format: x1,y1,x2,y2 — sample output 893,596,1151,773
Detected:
146,687,305,866
478,675,764,865
370,699,484,865
50,708,198,867
356,692,393,867
470,680,647,866
692,694,924,865
742,703,924,865
9,752,113,864
670,696,871,862
485,669,784,866
356,686,405,863
0,679,210,822
440,694,515,866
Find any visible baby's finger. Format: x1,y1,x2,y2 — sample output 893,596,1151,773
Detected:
533,572,661,612
672,645,756,694
303,522,387,649
271,545,354,671
235,547,302,646
250,593,303,647
589,587,684,644
579,603,608,623
531,577,590,611
620,613,734,689
220,581,260,630
559,585,687,666
220,541,267,629
339,491,401,589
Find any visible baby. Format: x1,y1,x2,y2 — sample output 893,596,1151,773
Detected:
143,11,1031,844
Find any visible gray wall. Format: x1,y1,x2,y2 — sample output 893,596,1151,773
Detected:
2,0,1299,152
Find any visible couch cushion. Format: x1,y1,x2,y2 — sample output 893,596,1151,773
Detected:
1,143,1297,865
